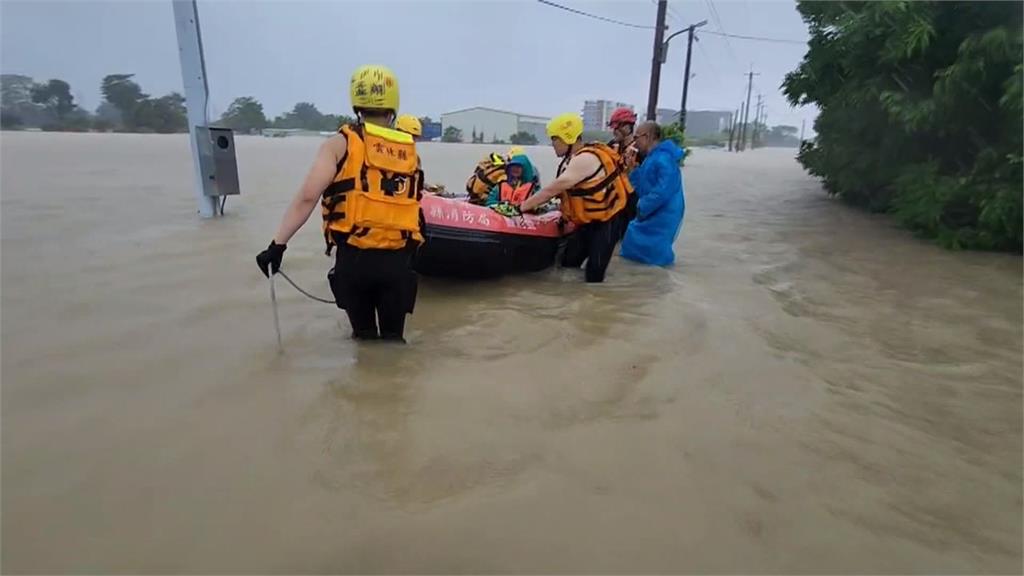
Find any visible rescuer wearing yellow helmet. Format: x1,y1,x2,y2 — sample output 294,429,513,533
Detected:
519,112,632,283
257,65,424,341
395,114,422,140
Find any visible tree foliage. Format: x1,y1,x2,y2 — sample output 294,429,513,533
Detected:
133,93,187,133
783,1,1023,250
442,125,463,143
270,102,351,131
101,74,148,128
509,131,538,145
219,96,268,133
31,79,76,120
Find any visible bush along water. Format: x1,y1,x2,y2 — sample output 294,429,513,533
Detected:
783,1,1023,251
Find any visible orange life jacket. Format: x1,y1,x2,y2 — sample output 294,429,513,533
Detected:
321,123,423,252
498,181,534,205
555,142,632,224
465,154,507,203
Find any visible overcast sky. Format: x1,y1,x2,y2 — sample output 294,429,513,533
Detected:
1,0,817,130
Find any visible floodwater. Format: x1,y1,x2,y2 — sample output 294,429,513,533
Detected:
2,132,1021,573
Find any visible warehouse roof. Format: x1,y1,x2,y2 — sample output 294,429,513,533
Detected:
441,106,549,122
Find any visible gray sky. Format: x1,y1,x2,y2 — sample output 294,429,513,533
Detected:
1,0,816,130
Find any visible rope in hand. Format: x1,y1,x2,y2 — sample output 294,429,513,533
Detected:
275,269,336,305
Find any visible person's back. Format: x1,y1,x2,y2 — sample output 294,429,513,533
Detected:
465,153,507,204
256,64,423,342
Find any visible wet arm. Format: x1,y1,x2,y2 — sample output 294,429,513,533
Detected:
273,137,345,244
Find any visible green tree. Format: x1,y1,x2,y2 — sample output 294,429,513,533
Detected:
219,96,268,133
783,1,1023,250
1,108,23,129
509,131,538,145
660,124,688,166
31,79,76,121
133,93,187,133
442,125,463,142
1,74,41,128
101,74,147,128
273,102,326,130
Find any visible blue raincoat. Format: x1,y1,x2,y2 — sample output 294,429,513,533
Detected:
620,140,686,266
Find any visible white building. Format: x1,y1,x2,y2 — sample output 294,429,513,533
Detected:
583,100,633,131
440,107,550,143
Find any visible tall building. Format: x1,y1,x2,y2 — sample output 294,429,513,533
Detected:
582,100,633,131
440,107,549,143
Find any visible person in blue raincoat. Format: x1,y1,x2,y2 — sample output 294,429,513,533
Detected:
620,121,685,266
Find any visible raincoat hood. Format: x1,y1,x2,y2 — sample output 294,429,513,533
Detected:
507,154,537,184
650,139,685,164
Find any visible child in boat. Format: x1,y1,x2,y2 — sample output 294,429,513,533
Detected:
486,154,540,208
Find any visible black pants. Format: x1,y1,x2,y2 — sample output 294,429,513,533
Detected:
561,215,623,283
329,244,418,341
620,193,638,239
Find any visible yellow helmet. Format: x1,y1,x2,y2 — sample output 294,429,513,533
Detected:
350,64,399,113
507,146,525,157
546,113,584,144
395,114,422,137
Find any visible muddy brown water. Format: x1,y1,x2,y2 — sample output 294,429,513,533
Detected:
2,132,1021,573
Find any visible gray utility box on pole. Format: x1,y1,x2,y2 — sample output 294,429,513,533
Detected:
195,126,240,197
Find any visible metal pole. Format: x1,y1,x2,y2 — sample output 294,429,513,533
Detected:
678,26,695,131
172,0,218,218
645,0,668,121
269,270,282,352
728,105,739,151
739,70,756,151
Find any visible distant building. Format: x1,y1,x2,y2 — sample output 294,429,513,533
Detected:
655,109,733,138
440,107,549,143
421,120,441,141
656,108,679,125
582,100,633,131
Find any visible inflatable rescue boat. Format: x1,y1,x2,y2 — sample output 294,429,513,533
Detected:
415,194,571,278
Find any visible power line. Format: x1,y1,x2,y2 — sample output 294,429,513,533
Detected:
701,29,805,45
536,0,656,30
695,37,721,89
702,0,739,66
666,3,683,25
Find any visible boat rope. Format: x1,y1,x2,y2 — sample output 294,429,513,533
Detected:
275,269,336,305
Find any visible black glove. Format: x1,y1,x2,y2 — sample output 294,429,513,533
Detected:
256,240,286,277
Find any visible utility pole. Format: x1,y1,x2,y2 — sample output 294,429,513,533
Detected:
727,106,737,151
752,94,763,148
173,0,218,218
646,0,668,121
732,103,741,152
800,118,806,142
738,69,758,151
677,20,707,131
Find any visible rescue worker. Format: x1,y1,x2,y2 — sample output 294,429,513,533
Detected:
395,114,423,141
607,107,638,160
607,106,639,236
519,113,631,283
485,154,539,207
256,65,423,342
465,152,507,204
